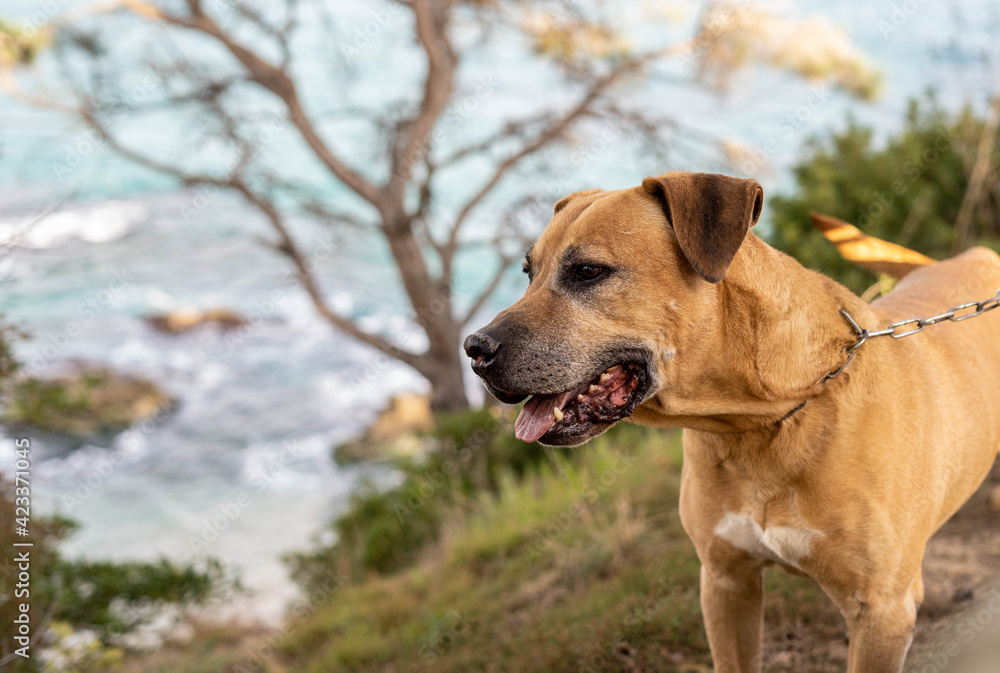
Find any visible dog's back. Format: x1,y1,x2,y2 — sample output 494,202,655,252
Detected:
881,249,1000,527
812,214,1000,528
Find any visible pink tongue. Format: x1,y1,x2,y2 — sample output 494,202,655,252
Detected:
514,390,576,443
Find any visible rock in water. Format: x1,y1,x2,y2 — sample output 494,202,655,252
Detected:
3,364,176,447
333,393,434,464
146,308,247,334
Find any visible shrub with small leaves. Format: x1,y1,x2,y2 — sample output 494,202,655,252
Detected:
768,96,1000,295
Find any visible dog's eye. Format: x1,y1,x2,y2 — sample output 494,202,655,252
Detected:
574,264,606,283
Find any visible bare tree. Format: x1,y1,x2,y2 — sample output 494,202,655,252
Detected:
1,0,876,411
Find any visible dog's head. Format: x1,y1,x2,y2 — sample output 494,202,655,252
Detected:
464,172,763,446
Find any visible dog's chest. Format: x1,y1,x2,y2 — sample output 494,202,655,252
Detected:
713,512,820,569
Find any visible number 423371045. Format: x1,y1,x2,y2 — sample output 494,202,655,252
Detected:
14,438,30,531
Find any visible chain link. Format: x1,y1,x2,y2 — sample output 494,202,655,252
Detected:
821,287,1000,384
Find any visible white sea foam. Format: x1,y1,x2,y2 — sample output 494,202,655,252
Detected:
0,200,146,249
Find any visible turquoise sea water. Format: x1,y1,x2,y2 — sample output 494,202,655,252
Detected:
0,0,998,621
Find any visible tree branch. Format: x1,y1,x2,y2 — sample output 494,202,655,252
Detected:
235,187,430,371
74,108,427,370
461,251,518,326
148,0,458,362
384,0,458,216
439,53,656,279
437,117,543,168
116,0,386,212
953,92,1000,253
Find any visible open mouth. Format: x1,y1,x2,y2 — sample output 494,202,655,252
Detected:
514,363,648,445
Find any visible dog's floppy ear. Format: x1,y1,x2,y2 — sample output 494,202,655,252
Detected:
642,173,763,283
554,188,603,215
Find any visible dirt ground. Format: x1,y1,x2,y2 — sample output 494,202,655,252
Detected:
760,460,1000,672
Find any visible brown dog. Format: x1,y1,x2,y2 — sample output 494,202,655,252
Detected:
464,172,1000,673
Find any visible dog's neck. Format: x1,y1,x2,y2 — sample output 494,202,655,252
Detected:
633,233,877,434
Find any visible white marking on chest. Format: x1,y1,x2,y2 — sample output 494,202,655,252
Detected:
714,513,819,569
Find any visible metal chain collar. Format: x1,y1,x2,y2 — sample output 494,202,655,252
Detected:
820,287,1000,384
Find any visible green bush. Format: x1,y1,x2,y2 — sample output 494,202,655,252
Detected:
2,366,175,442
289,408,677,590
769,96,1000,295
289,408,575,588
0,318,228,670
0,475,232,671
431,407,574,494
5,377,95,428
45,557,229,639
0,317,25,398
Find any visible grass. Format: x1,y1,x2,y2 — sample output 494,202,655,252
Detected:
114,621,286,673
275,423,833,673
280,425,705,672
289,407,578,585
106,429,1000,673
114,418,840,673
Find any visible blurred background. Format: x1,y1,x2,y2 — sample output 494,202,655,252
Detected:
0,1,998,671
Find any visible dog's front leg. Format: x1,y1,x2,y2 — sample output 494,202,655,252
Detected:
843,600,915,673
700,560,764,673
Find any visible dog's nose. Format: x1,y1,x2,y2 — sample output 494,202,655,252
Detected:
464,331,500,369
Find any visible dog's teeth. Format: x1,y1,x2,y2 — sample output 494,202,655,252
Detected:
589,384,598,393
553,406,564,421
577,394,586,402
600,373,609,383
607,365,622,373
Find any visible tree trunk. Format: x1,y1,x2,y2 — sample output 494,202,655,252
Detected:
425,349,470,412
381,217,471,412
